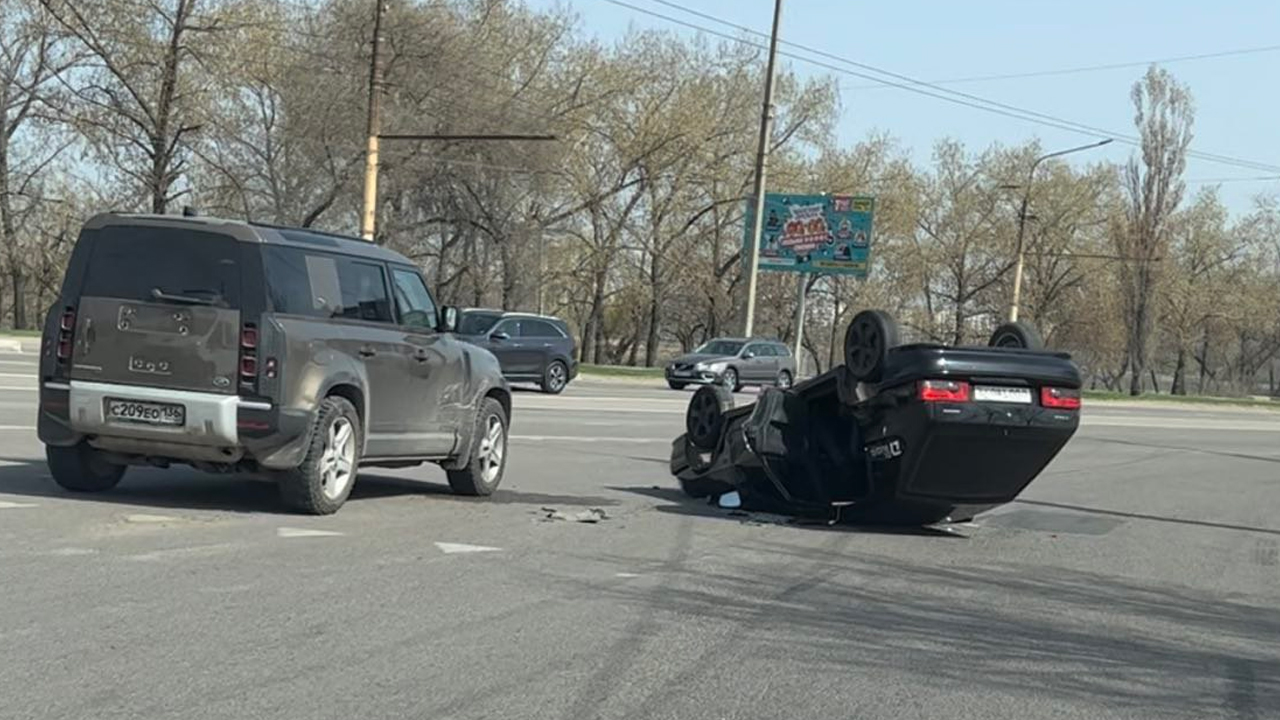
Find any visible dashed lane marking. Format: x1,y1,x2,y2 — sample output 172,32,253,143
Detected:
0,500,38,509
435,542,502,554
277,527,344,538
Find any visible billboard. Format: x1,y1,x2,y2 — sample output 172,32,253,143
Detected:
743,193,874,277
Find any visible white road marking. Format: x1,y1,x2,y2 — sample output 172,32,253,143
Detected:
0,373,35,379
0,500,38,509
277,527,344,538
512,435,667,443
614,572,641,578
0,360,36,367
434,541,501,554
49,547,97,556
0,387,36,393
124,513,185,524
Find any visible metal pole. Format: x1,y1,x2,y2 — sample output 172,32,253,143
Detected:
359,0,388,241
792,272,808,372
742,0,783,338
1007,138,1113,322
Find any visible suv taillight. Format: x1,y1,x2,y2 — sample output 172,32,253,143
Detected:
1041,386,1081,410
240,323,258,384
919,379,971,403
56,308,76,362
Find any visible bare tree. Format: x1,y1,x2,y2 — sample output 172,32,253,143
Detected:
42,0,218,213
1116,66,1194,395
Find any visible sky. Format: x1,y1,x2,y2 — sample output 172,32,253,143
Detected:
525,0,1280,218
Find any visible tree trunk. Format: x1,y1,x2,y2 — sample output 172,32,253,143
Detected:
10,270,25,331
644,255,662,367
1170,347,1187,395
1196,327,1210,394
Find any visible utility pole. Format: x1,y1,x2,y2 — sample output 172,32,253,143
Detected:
359,0,389,241
1006,137,1112,321
742,0,783,338
791,272,808,372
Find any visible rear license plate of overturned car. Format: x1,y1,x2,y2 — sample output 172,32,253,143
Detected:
105,398,186,426
973,386,1033,404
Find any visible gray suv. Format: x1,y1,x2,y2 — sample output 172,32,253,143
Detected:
37,213,512,514
665,338,796,391
455,310,579,394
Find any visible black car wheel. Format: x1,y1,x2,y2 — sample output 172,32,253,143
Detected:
844,309,900,383
541,360,569,394
685,384,734,451
988,321,1044,350
447,397,508,496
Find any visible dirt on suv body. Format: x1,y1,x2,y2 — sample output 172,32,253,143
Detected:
37,213,512,514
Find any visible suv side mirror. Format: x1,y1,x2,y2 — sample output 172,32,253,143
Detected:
439,306,459,333
742,350,756,359
490,330,510,341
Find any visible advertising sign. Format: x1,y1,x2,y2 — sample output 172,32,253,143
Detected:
743,194,874,277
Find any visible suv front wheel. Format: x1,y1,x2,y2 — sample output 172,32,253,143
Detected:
447,397,508,496
277,396,361,515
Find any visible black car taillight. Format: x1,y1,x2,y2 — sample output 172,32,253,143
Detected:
1040,386,1081,410
56,308,76,362
919,379,971,403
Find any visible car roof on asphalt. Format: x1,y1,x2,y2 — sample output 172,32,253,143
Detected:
83,212,414,265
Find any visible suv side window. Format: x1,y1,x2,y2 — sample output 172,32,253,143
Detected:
772,343,790,357
390,267,438,330
520,319,564,338
335,258,393,323
745,343,767,357
264,246,392,324
491,319,519,338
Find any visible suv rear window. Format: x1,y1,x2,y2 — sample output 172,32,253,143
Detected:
82,226,242,307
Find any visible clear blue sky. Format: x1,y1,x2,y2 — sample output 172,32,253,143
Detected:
527,0,1280,217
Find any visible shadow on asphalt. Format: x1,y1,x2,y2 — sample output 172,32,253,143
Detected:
546,539,1280,719
609,485,966,538
0,458,618,515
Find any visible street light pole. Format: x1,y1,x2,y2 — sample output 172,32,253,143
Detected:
742,0,783,338
1007,138,1113,322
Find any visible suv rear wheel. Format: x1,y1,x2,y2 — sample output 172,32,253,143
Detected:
47,443,126,492
447,397,508,496
541,360,569,394
277,396,361,515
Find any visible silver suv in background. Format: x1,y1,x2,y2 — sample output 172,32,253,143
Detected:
664,338,796,391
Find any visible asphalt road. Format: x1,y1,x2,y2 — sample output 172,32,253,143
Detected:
1,352,1278,720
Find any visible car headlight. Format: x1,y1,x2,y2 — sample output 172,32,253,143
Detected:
703,362,726,373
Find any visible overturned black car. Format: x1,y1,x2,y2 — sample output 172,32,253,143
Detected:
670,310,1081,526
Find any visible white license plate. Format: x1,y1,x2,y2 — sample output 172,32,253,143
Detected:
105,399,186,426
973,386,1033,404
672,370,692,377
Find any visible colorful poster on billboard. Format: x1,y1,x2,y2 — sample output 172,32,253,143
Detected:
743,193,874,277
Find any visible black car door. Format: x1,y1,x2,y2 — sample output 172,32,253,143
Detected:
486,318,524,375
518,318,567,374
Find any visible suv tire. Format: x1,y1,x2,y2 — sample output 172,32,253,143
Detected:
541,360,569,394
47,443,126,492
447,397,508,496
277,396,361,515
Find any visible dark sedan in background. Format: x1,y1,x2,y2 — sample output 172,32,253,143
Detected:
456,309,579,393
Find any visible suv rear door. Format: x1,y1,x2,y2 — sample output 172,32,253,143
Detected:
68,224,245,395
518,318,568,374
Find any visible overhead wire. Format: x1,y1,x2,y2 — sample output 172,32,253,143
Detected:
610,0,1280,174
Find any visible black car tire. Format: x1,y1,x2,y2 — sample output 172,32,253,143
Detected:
988,321,1044,350
720,367,741,392
844,309,901,383
685,384,734,451
668,381,688,390
541,360,569,394
277,395,361,515
447,397,508,496
47,443,126,492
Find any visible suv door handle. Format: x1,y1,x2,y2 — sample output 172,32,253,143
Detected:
358,346,377,358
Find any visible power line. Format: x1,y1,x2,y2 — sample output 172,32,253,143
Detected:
612,0,1280,175
842,44,1280,90
1186,175,1280,185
